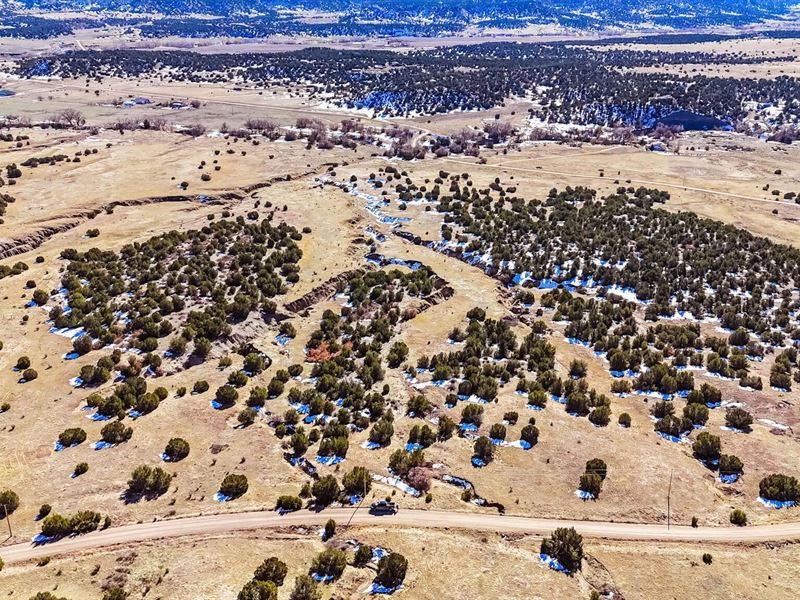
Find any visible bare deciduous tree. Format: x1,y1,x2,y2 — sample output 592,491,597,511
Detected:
56,108,86,129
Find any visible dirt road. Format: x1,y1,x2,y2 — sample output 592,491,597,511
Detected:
3,508,800,564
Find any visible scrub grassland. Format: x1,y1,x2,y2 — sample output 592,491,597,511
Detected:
3,527,800,600
2,29,800,600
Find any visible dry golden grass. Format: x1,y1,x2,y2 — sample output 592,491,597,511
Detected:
2,526,798,599
1,127,798,546
1,62,800,597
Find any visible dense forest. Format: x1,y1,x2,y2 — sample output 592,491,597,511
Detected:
18,44,800,130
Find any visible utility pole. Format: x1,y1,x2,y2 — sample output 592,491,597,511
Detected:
2,502,11,539
345,473,368,529
667,470,673,531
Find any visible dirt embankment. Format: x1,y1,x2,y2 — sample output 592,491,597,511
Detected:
284,268,371,314
0,193,231,260
0,159,338,261
284,262,453,317
422,281,454,307
240,163,339,195
0,220,82,258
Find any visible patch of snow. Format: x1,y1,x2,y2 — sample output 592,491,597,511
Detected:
507,440,532,449
656,431,689,444
315,455,345,466
720,426,745,433
757,496,796,509
540,552,569,573
90,441,115,450
371,582,403,595
758,419,789,431
371,547,389,562
49,326,85,339
87,412,111,422
371,473,420,497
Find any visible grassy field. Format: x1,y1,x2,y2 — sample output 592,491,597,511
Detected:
0,128,798,532
2,526,799,599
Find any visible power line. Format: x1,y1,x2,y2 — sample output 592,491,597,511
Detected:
345,473,369,529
